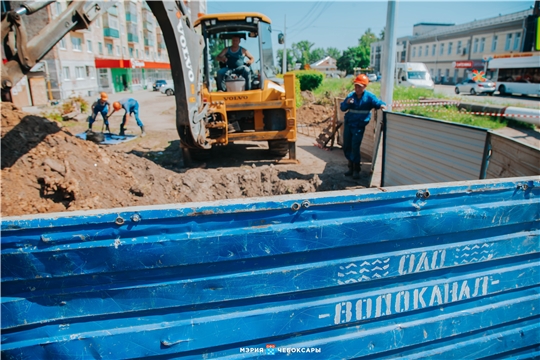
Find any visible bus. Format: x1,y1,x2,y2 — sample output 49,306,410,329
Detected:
487,53,540,96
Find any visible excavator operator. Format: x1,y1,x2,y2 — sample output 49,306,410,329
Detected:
215,35,255,92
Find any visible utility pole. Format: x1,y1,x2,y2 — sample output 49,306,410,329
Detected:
380,0,398,111
283,15,287,73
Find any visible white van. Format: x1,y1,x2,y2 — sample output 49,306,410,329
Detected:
395,62,434,90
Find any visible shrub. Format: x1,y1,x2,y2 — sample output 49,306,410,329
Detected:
290,70,324,91
41,110,63,122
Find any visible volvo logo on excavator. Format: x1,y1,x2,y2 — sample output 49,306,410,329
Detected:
223,96,249,101
176,19,195,83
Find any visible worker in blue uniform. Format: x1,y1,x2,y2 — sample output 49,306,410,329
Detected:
88,92,111,132
340,74,386,179
110,98,146,137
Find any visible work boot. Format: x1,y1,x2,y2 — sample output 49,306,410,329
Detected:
119,126,125,136
105,124,111,133
344,161,353,176
352,163,361,179
140,126,146,137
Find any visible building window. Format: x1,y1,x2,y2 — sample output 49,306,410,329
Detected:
448,42,453,55
98,42,103,55
473,38,479,53
63,66,70,80
418,46,422,57
504,33,512,51
136,49,139,58
116,45,120,56
75,66,85,79
145,49,150,59
87,40,92,53
440,43,444,55
106,42,113,55
71,36,82,51
457,41,462,55
129,47,134,57
123,46,127,56
425,45,429,57
86,65,95,78
492,35,498,51
59,38,66,49
432,44,436,56
480,38,485,52
464,40,469,55
412,47,416,57
54,2,62,18
513,32,521,51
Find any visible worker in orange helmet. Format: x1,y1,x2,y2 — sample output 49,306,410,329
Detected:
88,92,111,132
340,74,386,179
108,98,146,137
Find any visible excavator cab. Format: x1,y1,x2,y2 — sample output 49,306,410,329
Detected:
194,13,297,161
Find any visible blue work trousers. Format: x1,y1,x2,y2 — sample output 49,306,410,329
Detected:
121,103,144,128
342,121,366,164
90,108,109,126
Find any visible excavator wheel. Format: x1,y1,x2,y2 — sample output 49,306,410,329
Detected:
268,139,289,157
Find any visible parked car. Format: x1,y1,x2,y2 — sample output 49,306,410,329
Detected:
455,79,496,95
160,81,175,96
152,80,167,91
367,73,378,82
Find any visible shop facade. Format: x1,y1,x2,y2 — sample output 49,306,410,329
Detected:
94,58,171,93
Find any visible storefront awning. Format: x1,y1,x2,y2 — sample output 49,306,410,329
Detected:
94,58,170,70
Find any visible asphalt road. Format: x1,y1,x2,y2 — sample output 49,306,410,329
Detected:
434,85,540,109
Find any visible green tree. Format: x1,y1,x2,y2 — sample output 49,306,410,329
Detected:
276,48,295,73
292,40,315,68
336,28,378,74
309,48,326,63
326,47,341,60
379,29,385,41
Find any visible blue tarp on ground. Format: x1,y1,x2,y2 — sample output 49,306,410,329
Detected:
75,132,138,145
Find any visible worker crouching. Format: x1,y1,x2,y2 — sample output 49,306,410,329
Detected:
340,74,386,179
109,98,146,137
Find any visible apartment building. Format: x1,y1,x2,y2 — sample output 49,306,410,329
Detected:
4,0,207,104
370,7,537,85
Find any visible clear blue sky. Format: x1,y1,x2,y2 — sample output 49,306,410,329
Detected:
206,1,534,52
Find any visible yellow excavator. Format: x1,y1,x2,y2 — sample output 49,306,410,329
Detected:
1,2,297,164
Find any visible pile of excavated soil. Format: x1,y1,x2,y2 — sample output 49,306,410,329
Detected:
297,103,334,126
1,103,320,217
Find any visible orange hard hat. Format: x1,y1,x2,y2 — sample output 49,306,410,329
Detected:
113,101,122,111
353,74,369,86
100,92,108,100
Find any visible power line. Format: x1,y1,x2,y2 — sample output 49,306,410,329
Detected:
287,1,325,31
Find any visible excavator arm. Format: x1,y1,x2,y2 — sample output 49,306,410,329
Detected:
1,0,208,149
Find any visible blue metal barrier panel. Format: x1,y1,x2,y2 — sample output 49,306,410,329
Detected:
2,177,539,359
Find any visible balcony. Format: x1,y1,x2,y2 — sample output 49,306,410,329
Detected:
157,34,165,49
144,38,154,47
103,28,119,38
107,6,118,16
126,12,138,23
127,33,139,43
143,21,153,31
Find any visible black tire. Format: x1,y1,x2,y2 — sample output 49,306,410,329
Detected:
498,85,507,95
454,87,460,94
166,89,174,96
488,92,494,96
268,139,289,156
470,88,476,95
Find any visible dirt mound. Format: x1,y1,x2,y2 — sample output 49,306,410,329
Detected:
297,104,334,126
1,105,321,217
